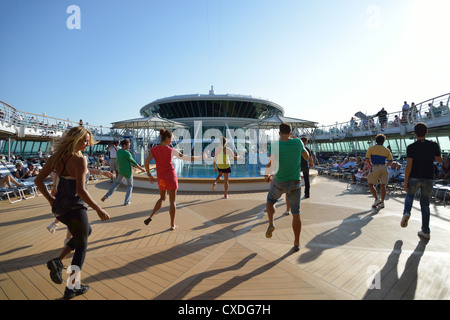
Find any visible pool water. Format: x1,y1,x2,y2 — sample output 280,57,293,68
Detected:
148,158,266,178
174,163,265,178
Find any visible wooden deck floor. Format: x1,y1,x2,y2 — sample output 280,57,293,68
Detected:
1,176,450,300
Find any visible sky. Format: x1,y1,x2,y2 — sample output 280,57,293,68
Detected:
1,0,449,129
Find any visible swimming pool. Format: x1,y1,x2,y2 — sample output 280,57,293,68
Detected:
148,157,266,178
136,159,316,192
173,160,265,178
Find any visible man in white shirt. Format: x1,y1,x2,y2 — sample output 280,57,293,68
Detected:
108,141,120,180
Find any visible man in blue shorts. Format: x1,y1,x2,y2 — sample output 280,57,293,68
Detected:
264,123,309,251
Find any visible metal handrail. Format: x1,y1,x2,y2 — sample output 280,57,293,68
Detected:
316,93,450,136
0,100,114,138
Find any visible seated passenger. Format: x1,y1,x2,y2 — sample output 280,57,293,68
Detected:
353,163,371,182
0,173,25,189
338,158,349,170
342,157,357,171
27,163,40,177
355,156,364,170
388,161,402,182
15,162,39,179
328,157,339,168
15,162,30,179
439,157,450,180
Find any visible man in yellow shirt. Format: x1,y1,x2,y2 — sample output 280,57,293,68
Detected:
365,134,393,209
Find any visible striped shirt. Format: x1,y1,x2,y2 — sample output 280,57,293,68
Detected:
365,144,393,165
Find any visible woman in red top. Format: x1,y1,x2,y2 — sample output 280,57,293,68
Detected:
144,129,201,230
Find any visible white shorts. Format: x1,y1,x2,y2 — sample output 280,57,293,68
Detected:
109,158,118,172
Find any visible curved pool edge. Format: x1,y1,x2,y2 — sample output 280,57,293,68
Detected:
131,169,318,192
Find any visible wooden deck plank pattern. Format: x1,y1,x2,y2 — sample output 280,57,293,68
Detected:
1,176,450,300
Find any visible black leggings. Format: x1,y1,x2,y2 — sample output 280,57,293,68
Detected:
56,207,92,270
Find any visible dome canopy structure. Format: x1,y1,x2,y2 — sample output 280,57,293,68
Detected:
140,87,284,126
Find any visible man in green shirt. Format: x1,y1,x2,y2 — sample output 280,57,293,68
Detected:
264,123,309,251
102,139,145,205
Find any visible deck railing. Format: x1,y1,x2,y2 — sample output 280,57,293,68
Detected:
0,100,114,139
316,93,450,138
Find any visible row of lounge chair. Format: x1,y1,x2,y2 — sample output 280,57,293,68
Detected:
316,162,450,206
0,163,52,204
1,157,111,204
431,180,450,207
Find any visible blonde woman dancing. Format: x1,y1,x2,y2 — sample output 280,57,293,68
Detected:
35,126,110,299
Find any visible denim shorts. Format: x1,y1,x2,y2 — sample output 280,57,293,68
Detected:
267,178,301,214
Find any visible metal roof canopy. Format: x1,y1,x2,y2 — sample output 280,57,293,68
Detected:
247,113,317,129
111,114,186,130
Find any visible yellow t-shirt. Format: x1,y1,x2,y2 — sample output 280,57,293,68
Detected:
216,147,231,169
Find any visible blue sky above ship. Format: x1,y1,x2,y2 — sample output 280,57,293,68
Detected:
0,0,449,128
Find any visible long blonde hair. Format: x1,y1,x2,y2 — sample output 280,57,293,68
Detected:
50,126,97,166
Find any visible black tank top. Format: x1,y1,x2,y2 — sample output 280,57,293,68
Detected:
52,155,89,216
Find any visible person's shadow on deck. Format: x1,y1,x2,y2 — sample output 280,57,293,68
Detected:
154,249,295,300
80,203,274,294
363,239,427,300
298,209,376,264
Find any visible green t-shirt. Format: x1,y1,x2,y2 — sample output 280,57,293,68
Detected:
269,138,305,182
117,148,138,178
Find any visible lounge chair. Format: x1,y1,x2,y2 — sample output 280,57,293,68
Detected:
431,180,450,207
0,166,27,203
0,164,43,201
346,174,369,193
